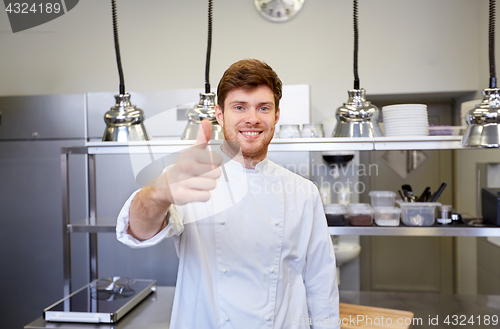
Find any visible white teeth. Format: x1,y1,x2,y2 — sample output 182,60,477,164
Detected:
242,131,259,136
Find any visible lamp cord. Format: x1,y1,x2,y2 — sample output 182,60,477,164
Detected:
353,0,360,90
490,0,497,88
205,0,213,93
112,0,125,95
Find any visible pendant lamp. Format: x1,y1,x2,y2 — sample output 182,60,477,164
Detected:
102,0,149,142
332,0,383,138
462,0,500,148
182,0,223,140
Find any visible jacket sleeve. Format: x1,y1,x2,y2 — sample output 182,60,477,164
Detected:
303,185,340,329
116,189,185,249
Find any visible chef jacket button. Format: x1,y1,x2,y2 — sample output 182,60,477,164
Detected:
265,315,271,321
269,267,275,273
222,268,227,273
274,221,279,226
220,219,225,225
225,316,230,322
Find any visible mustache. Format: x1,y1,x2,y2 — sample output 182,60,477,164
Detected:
237,125,266,129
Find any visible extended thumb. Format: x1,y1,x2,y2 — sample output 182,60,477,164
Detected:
194,119,212,147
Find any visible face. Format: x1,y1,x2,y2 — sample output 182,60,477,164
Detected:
215,85,280,162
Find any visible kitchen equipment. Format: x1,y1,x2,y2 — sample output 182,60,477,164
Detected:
451,211,463,224
429,182,447,202
382,104,429,137
417,186,431,202
437,205,453,224
482,188,500,226
181,0,223,140
369,191,396,207
324,203,347,226
44,278,156,323
397,201,441,226
278,124,301,138
182,93,223,140
301,123,324,138
401,184,416,202
374,206,401,226
461,0,500,148
332,1,383,138
332,89,383,138
103,1,149,142
339,303,414,329
348,204,374,226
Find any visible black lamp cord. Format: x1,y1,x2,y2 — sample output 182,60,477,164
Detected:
490,0,497,88
205,0,213,93
112,0,125,95
353,0,360,90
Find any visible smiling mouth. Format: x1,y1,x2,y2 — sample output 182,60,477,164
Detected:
240,131,262,137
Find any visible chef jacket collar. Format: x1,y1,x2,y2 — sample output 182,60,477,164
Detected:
217,145,271,175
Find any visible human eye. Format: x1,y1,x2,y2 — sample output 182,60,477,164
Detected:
234,105,244,111
259,106,271,112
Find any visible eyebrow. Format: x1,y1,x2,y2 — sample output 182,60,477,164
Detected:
229,101,274,106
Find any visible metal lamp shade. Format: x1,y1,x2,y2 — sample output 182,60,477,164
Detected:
181,92,224,140
103,94,150,142
462,88,500,148
332,89,383,138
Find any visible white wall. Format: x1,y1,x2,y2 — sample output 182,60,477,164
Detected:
0,0,480,124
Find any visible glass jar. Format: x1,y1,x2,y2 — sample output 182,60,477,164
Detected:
278,124,301,138
301,123,325,138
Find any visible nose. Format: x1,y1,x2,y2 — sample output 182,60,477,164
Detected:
244,108,261,125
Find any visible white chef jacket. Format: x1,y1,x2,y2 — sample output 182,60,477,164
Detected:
117,154,340,329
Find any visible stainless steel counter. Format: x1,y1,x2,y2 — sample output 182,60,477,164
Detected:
25,287,500,328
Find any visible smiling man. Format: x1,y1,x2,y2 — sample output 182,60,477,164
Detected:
116,59,340,329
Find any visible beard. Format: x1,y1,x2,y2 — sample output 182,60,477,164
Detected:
221,123,274,163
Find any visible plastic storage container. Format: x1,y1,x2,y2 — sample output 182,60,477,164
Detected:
324,204,347,226
346,203,371,212
437,204,453,224
396,201,441,226
348,204,374,226
428,126,465,136
369,191,397,207
374,207,401,226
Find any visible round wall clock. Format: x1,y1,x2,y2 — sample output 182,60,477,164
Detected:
254,0,305,22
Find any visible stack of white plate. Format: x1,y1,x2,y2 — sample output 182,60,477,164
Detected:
382,104,429,137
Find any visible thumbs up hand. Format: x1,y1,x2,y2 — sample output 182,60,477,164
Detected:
162,120,223,205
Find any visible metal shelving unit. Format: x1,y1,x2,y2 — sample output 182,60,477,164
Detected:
328,224,500,236
83,136,463,154
67,217,500,237
61,135,486,294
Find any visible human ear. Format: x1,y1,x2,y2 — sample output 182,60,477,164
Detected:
215,104,224,127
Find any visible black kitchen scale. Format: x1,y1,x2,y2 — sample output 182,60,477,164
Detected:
44,278,156,324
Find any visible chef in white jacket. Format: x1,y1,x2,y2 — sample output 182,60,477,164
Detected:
116,59,340,329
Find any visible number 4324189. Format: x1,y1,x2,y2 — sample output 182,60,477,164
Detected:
5,2,61,14
443,315,498,326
